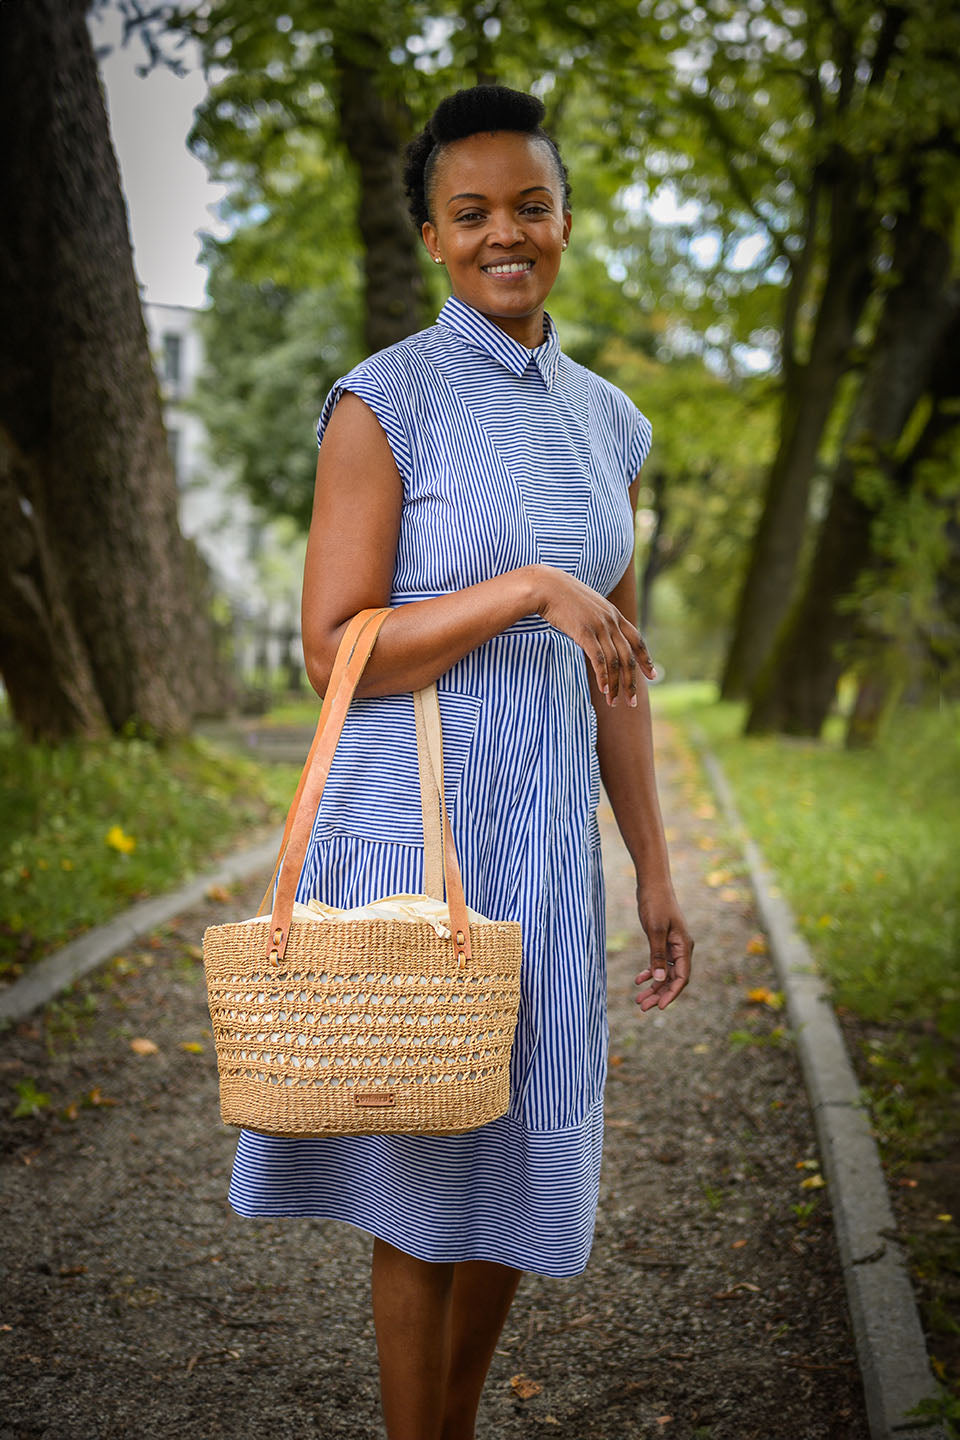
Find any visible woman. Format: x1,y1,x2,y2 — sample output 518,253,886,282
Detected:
228,84,694,1439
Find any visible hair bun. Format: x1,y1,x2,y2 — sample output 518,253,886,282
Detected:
428,85,546,144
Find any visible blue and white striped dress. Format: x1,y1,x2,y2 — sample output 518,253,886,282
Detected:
228,294,652,1278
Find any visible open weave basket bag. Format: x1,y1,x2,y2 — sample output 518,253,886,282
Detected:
202,607,523,1138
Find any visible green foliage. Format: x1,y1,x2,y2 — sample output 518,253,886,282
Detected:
0,731,300,976
679,694,960,1039
11,1078,52,1119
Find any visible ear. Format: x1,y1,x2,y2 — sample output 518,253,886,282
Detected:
562,210,572,247
421,220,440,263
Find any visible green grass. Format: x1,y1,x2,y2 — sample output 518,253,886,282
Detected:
0,730,301,978
656,684,960,1045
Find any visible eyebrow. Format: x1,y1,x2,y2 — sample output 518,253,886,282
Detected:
446,186,554,205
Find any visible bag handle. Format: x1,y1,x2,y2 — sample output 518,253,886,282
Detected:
261,607,474,969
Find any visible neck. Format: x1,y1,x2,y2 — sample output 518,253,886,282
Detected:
469,303,547,349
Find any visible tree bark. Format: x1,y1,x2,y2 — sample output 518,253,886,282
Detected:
332,31,427,353
745,206,958,737
719,160,875,700
0,0,228,742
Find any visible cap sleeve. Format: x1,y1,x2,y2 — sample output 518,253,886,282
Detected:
625,403,653,485
316,360,413,485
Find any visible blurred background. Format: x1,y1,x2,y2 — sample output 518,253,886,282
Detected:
1,0,958,1407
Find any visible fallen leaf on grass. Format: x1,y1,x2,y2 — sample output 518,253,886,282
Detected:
691,1042,710,1054
898,1178,918,1188
720,886,745,903
800,1175,826,1190
179,1041,204,1054
705,869,733,888
510,1374,542,1400
937,1213,953,1223
58,1264,87,1277
796,1158,820,1170
731,1239,748,1249
656,1417,674,1426
105,825,136,854
206,884,232,903
746,934,768,955
130,1037,159,1056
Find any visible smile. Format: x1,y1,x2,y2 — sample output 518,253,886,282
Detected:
481,260,535,275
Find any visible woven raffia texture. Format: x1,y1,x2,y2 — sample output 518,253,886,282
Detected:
202,916,523,1137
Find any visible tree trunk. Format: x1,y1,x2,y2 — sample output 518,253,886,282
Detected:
720,167,875,699
332,32,427,353
0,0,228,742
746,207,958,738
845,670,900,750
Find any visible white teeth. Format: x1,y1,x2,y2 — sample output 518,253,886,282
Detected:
483,261,533,275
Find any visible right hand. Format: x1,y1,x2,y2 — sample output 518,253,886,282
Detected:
532,565,656,706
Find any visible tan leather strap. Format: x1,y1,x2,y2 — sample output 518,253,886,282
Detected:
256,608,383,917
414,688,444,900
264,606,473,968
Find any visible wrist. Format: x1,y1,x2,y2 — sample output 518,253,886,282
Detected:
515,564,549,618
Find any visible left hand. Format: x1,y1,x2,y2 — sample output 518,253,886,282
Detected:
634,881,693,1012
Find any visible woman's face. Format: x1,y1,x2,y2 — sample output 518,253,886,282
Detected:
421,130,572,347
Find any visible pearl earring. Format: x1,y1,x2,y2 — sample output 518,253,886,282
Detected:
562,240,568,250
434,256,444,265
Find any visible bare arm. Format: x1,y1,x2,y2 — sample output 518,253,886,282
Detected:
301,392,656,699
589,477,694,1009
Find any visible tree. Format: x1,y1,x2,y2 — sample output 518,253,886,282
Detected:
746,188,960,736
0,0,229,742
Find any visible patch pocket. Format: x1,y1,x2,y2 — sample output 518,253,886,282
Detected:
310,688,483,846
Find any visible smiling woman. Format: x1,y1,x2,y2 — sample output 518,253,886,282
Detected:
226,83,693,1440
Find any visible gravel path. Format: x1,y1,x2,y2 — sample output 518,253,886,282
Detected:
0,717,869,1439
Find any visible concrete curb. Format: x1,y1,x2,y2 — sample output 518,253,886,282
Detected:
691,731,945,1440
0,826,284,1026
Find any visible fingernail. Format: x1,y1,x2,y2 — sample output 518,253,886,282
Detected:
630,694,637,707
654,967,666,981
602,684,609,694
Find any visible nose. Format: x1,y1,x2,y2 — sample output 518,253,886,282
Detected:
487,209,525,247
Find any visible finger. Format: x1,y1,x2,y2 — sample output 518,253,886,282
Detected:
623,620,656,680
591,639,611,699
647,924,669,983
610,625,639,707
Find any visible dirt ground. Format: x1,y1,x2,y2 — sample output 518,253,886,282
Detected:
0,718,871,1439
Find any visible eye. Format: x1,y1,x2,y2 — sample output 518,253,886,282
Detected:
454,210,485,223
521,204,550,215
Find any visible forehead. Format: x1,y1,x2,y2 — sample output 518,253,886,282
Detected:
432,130,561,201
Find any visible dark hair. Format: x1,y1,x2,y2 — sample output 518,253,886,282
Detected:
402,84,571,232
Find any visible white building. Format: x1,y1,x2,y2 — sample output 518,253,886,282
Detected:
144,302,305,686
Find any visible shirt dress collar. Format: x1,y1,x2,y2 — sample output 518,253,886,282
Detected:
437,294,562,393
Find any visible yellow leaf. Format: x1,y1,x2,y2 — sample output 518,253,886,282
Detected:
695,803,716,819
509,1374,542,1400
705,869,732,888
816,914,834,928
62,1102,79,1121
179,1041,204,1054
796,1158,820,1170
60,858,74,871
130,1037,159,1056
746,987,783,1009
936,1213,953,1223
731,1238,747,1249
206,884,231,903
801,1174,826,1189
746,934,767,956
86,1087,118,1107
720,886,743,903
691,1042,710,1054
105,825,136,855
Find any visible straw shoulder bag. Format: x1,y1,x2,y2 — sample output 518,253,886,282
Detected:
202,606,524,1138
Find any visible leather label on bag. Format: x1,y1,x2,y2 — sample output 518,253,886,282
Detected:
354,1092,396,1107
